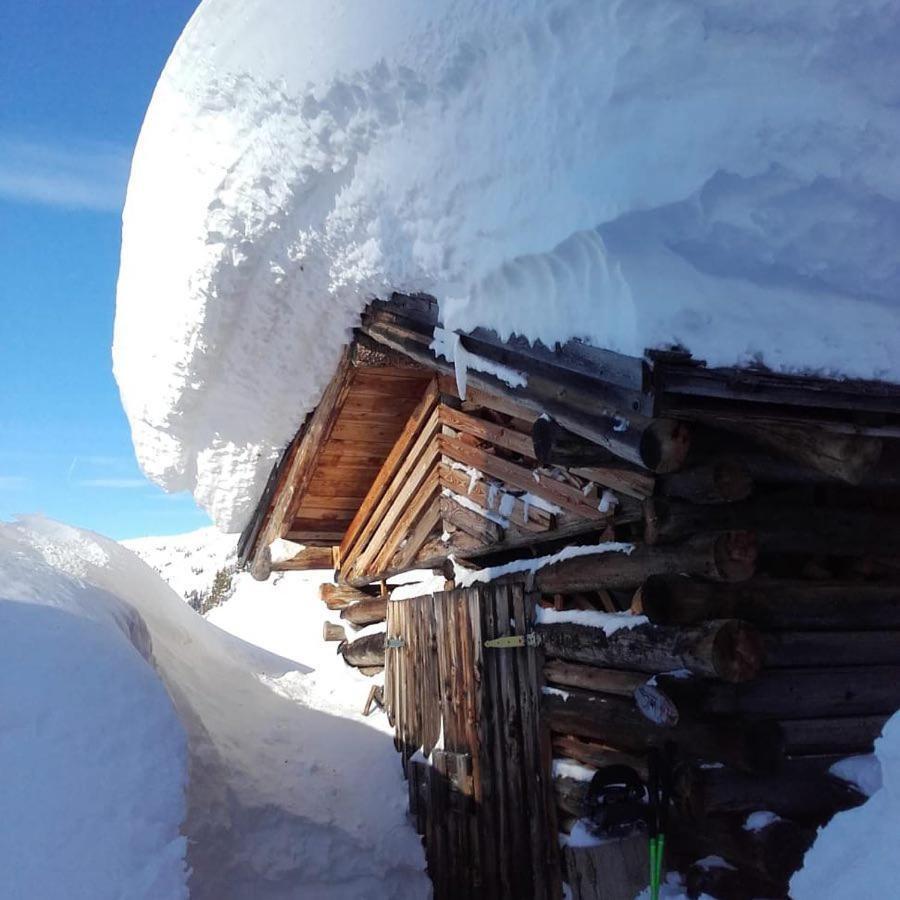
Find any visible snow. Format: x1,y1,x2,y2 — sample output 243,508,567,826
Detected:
791,711,900,900
114,0,900,530
553,758,597,783
743,811,781,833
0,518,189,900
560,819,605,849
2,519,428,900
451,539,634,588
829,753,883,798
536,606,649,635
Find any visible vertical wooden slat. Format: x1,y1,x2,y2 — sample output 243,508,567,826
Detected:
496,583,530,899
512,584,552,899
470,586,500,899
483,584,514,896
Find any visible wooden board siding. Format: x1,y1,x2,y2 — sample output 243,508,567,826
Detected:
286,367,433,544
387,585,561,900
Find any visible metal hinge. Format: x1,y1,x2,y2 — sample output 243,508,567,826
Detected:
384,637,406,649
484,632,541,649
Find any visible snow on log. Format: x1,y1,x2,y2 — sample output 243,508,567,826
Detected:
534,532,757,593
538,619,763,683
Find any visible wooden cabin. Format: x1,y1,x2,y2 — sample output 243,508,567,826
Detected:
239,293,900,900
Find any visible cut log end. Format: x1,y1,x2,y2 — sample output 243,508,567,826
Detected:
640,419,691,474
713,531,758,582
323,622,347,642
711,620,765,683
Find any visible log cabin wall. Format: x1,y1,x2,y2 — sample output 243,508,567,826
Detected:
244,295,900,899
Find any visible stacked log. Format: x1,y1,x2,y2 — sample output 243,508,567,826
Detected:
535,461,900,898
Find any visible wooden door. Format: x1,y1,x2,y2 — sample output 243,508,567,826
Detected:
385,583,561,899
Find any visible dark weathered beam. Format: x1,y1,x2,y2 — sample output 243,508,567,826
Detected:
643,496,900,554
658,666,900,719
638,576,900,630
543,691,782,773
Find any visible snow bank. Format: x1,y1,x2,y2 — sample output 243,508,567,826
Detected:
4,519,428,900
115,0,900,530
0,519,188,900
791,711,897,899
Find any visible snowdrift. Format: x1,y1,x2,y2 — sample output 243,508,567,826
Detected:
1,518,428,900
791,712,898,899
114,0,900,530
0,518,189,900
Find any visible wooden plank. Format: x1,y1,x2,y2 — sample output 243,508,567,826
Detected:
482,584,514,896
390,494,443,573
439,434,607,521
341,425,441,580
439,404,537,459
512,585,549,898
368,468,442,576
340,382,439,561
571,464,655,500
270,545,336,571
250,348,354,572
439,375,540,423
439,463,550,532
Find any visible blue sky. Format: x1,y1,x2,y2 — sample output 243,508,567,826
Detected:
0,1,211,539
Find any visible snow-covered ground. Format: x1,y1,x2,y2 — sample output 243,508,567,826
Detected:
114,0,900,531
1,518,428,900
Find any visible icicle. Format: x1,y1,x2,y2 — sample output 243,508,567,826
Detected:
453,334,468,400
498,492,515,518
486,481,499,509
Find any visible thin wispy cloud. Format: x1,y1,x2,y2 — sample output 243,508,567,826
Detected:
76,477,148,489
0,136,131,212
0,475,28,490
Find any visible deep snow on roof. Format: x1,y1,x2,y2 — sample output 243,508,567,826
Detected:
114,0,900,530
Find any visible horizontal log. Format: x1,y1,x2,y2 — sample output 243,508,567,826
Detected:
534,532,757,593
643,496,900,555
676,764,866,823
765,631,900,667
320,582,382,609
533,416,623,468
657,457,753,505
658,666,900,719
323,622,346,642
538,618,764,682
707,419,883,485
544,660,649,697
543,691,782,773
339,597,388,628
670,814,814,885
271,544,336,571
339,632,385,668
780,714,889,755
639,576,900,631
